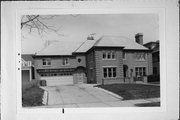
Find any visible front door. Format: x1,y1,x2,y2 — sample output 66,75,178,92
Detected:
77,73,84,84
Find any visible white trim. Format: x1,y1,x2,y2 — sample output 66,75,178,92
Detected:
134,66,147,77
102,66,117,78
102,51,116,60
123,52,126,60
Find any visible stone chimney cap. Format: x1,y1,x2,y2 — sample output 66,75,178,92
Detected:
135,33,143,37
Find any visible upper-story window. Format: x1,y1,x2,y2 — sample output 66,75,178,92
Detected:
123,52,126,59
42,58,51,66
62,58,69,66
102,51,116,60
135,52,146,61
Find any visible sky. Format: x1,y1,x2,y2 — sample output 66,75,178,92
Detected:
21,14,159,54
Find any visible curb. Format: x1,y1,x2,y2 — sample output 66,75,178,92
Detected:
94,86,123,100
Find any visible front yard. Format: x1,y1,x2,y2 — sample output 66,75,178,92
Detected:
22,86,44,107
96,83,160,100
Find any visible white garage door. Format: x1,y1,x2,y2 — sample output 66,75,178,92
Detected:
40,76,73,86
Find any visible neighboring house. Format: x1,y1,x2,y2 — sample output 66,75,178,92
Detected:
32,33,153,86
144,40,160,75
21,54,35,83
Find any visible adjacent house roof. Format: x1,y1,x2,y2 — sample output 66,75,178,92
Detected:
36,35,149,56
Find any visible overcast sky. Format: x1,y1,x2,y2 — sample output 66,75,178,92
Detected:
21,14,159,54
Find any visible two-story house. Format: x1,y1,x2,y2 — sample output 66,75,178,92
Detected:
32,33,152,86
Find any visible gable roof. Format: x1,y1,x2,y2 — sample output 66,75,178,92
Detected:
36,41,82,56
36,35,149,56
74,35,148,53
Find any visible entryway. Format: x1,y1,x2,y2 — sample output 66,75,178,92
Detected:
74,66,87,84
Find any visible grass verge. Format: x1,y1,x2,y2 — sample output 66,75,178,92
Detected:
22,86,44,107
96,83,160,100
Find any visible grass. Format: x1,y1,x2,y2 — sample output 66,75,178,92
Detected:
22,86,44,107
135,102,160,107
96,83,160,100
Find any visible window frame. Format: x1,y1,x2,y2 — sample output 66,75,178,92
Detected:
42,58,51,66
103,66,117,78
62,58,70,66
102,51,116,60
135,66,147,77
135,52,146,61
123,52,126,60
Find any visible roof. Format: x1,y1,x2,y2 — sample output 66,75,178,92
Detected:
74,35,148,53
74,39,97,53
36,35,149,56
22,54,34,62
36,41,82,56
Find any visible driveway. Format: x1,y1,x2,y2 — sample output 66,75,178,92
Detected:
41,84,135,108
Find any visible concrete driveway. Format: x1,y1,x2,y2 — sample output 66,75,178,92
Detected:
41,84,135,108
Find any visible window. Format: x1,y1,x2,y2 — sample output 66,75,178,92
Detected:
135,53,146,61
62,58,69,66
112,52,115,59
42,58,51,66
123,52,126,59
102,51,116,60
102,53,106,59
135,67,146,77
103,67,116,78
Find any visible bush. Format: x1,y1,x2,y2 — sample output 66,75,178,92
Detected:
147,74,160,82
22,80,40,91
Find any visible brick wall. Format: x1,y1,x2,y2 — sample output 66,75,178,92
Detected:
123,51,153,77
94,48,124,84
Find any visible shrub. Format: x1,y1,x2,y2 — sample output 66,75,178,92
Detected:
147,74,160,82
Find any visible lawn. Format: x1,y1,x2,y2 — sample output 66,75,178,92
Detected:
96,83,160,100
22,86,44,107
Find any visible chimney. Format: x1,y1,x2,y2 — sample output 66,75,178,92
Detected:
135,33,143,45
87,33,96,40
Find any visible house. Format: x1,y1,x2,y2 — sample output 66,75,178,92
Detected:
144,40,160,75
21,54,35,83
30,33,152,86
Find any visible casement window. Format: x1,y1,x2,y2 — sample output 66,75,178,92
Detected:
102,51,116,60
103,67,117,78
135,67,146,77
62,58,69,66
135,53,146,61
42,58,51,66
123,52,126,59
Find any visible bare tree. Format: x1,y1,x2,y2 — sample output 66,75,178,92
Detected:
21,15,64,37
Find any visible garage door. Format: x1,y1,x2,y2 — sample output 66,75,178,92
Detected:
40,76,73,86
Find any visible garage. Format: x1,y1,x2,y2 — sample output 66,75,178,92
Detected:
37,68,74,86
40,76,73,86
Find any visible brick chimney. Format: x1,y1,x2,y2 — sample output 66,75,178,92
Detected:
135,33,143,45
87,33,96,40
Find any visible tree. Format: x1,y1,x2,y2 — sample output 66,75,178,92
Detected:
21,15,63,37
